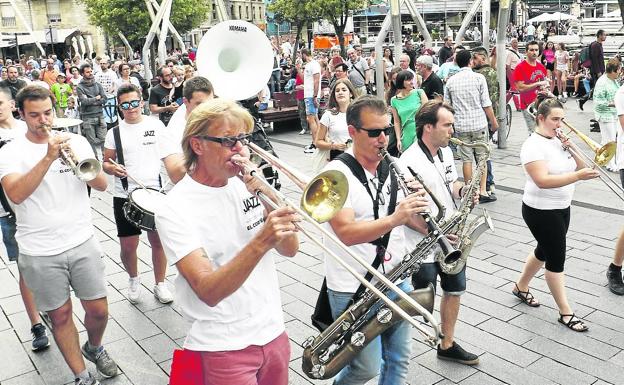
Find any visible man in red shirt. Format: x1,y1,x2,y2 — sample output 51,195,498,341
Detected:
513,41,549,133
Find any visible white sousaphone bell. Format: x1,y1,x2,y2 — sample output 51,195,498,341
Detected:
195,20,274,101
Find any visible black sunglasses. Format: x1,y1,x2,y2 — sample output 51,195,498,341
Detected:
358,126,391,138
119,100,141,110
196,134,251,148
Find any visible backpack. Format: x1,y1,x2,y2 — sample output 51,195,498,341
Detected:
580,44,592,68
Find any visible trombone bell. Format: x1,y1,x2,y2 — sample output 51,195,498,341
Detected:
301,170,348,223
595,142,616,167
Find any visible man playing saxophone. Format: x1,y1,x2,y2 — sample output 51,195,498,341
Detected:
397,100,479,365
321,95,430,384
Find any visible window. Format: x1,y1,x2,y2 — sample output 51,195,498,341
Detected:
0,3,15,27
46,0,61,23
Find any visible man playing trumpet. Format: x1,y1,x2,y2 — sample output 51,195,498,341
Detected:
0,86,116,385
321,95,430,384
155,99,300,385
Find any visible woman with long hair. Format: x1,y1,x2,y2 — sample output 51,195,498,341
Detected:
554,43,570,102
390,70,428,153
383,47,394,90
513,96,599,332
540,41,556,93
313,79,357,171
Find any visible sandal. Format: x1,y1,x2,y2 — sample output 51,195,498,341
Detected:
558,313,589,332
512,283,540,307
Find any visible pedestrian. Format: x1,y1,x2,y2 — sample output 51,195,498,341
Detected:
391,70,428,153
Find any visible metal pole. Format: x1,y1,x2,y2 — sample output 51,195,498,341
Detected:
375,11,393,98
390,0,402,63
49,26,55,56
15,33,19,59
496,0,511,149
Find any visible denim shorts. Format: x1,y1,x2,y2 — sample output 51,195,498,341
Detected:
0,215,18,261
412,262,466,296
304,97,318,116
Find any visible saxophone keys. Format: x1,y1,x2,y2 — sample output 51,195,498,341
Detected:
376,307,393,324
310,364,326,379
350,331,366,347
302,336,315,348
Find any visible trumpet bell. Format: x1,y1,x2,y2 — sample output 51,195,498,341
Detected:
595,141,616,166
76,159,102,182
195,21,274,101
301,170,349,223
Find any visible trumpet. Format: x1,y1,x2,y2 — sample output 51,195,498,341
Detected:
234,142,442,345
48,126,101,182
379,149,461,264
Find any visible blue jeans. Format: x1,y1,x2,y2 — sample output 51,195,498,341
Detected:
327,280,412,385
0,215,18,261
270,70,281,95
486,159,494,190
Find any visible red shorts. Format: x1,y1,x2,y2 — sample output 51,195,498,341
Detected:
170,332,290,385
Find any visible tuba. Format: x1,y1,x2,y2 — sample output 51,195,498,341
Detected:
435,138,494,275
195,20,274,101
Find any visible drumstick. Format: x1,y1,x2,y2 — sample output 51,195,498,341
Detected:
158,180,172,193
108,158,149,191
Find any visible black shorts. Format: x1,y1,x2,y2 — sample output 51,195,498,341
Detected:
522,202,570,273
113,197,142,237
545,62,555,71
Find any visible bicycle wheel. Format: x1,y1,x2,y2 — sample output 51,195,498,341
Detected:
505,104,512,140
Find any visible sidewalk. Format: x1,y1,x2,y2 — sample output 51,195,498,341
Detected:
1,100,623,385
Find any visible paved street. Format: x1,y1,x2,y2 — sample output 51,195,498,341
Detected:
1,99,624,385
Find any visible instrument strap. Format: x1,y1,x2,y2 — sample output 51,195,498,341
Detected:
417,139,457,209
336,152,398,300
112,126,129,192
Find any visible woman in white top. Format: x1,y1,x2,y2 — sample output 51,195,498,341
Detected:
113,63,141,94
554,43,570,102
313,78,357,171
513,96,599,332
382,47,394,90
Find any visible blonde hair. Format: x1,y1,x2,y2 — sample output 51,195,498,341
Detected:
182,99,254,172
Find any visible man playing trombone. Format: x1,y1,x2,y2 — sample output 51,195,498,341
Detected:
0,86,116,385
155,98,300,385
321,95,430,384
398,100,479,365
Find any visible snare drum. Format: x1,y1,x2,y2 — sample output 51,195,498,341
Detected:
123,187,166,231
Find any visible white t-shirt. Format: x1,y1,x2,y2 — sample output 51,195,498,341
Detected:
319,111,349,144
614,86,624,169
520,133,576,210
322,151,406,293
304,59,322,98
113,76,141,93
158,106,186,160
154,175,284,351
104,116,163,198
0,121,27,217
0,133,96,255
95,69,119,96
396,144,458,263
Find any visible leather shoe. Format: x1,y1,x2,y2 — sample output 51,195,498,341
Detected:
479,194,497,203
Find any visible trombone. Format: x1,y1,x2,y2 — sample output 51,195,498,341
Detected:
236,142,443,346
556,119,624,201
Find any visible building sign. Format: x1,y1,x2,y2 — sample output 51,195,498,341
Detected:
527,0,573,16
580,0,596,8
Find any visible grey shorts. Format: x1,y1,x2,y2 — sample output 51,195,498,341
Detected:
456,129,489,163
17,236,107,311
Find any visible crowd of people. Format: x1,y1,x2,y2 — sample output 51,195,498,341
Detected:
0,23,624,385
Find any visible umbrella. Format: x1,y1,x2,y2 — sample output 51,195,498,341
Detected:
527,12,576,23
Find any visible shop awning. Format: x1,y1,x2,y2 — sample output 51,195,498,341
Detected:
0,28,79,48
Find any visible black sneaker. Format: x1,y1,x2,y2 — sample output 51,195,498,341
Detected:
437,341,479,365
31,323,50,351
607,268,624,295
479,194,497,203
578,97,587,111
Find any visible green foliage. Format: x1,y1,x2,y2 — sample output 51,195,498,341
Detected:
309,0,366,54
78,0,210,47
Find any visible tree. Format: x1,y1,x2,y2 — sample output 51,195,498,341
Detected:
268,0,320,59
309,0,366,56
78,0,210,48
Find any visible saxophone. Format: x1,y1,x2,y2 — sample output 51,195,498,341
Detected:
301,151,447,380
435,138,494,275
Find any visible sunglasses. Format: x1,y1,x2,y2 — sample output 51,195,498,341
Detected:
119,100,141,110
196,134,251,148
358,126,391,138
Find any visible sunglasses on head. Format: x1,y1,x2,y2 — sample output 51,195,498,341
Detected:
358,126,391,138
196,133,251,148
119,100,141,110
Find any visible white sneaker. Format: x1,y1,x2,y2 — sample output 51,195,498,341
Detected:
127,277,141,304
154,282,173,304
299,129,308,135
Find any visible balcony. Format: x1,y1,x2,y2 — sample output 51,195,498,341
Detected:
1,17,15,27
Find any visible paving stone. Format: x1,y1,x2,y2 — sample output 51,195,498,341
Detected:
137,333,178,364
158,359,172,376
609,350,624,368
277,259,325,288
105,337,169,385
524,336,624,384
0,329,34,381
0,371,46,385
282,281,321,307
455,304,491,326
281,288,298,305
461,292,522,322
458,371,507,385
285,318,320,346
21,338,74,385
415,349,477,383
0,268,19,298
0,293,22,315
527,356,596,385
144,306,190,341
477,318,536,345
405,363,444,385
108,300,161,341
283,299,315,324
471,352,556,385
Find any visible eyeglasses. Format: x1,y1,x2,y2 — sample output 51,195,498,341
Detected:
119,99,141,110
358,126,391,138
196,134,251,148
